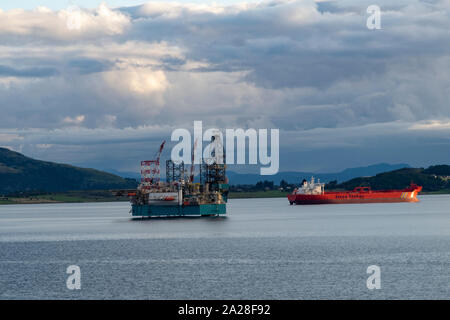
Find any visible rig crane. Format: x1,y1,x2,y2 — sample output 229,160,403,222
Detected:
140,140,166,189
190,138,198,183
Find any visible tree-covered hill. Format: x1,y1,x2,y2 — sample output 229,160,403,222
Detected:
328,166,450,192
0,148,137,195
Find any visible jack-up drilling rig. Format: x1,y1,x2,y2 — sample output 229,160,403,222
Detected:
129,135,228,218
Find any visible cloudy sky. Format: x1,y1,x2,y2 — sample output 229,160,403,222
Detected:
0,0,449,174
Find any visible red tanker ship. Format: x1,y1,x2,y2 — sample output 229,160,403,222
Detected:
288,177,422,205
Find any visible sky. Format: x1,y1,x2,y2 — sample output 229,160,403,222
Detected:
0,0,243,10
0,0,450,174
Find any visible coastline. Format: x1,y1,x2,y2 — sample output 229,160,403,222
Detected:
0,191,130,205
1,190,449,205
0,190,288,205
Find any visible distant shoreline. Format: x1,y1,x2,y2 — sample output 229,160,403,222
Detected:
0,191,130,205
1,190,449,205
0,190,288,205
0,197,129,205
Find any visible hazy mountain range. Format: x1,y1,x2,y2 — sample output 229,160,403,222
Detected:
107,163,411,185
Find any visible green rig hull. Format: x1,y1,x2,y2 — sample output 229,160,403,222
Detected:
132,203,226,217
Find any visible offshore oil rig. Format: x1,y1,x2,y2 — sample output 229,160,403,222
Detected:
128,133,228,218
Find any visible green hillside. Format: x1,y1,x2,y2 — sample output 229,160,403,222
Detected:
329,166,450,192
0,148,137,195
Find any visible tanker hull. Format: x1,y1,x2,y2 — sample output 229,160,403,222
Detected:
288,184,422,205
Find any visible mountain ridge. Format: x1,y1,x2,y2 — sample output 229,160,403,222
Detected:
226,163,411,185
108,163,411,185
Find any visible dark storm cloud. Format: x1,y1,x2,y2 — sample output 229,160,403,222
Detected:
0,65,59,78
67,58,113,74
123,0,450,92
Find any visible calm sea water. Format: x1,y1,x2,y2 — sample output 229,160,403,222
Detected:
0,195,449,299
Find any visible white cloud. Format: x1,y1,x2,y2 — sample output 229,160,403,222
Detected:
0,125,172,146
137,1,258,17
102,67,168,94
63,115,86,125
0,3,130,40
0,133,23,143
409,120,450,131
35,143,53,149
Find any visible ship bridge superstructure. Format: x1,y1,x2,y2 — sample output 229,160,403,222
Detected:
294,177,325,195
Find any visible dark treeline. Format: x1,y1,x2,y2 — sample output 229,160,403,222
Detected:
230,180,296,192
230,165,450,193
327,165,450,192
